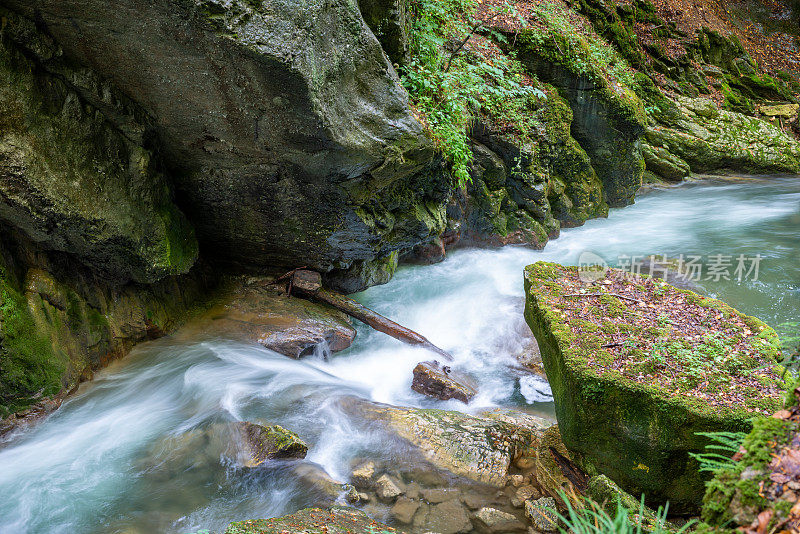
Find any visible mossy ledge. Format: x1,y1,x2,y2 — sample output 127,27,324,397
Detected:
523,261,785,514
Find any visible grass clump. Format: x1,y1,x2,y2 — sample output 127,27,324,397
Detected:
558,493,693,534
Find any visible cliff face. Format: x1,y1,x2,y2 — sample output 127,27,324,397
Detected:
0,0,799,418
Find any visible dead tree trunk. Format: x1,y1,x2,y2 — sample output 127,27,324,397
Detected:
290,270,453,361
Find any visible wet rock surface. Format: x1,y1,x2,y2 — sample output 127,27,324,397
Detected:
411,361,477,403
197,280,356,359
232,422,308,467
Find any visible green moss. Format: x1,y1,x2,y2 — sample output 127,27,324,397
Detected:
701,417,795,528
523,261,785,513
0,267,63,416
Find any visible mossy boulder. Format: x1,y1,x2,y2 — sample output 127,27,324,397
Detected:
225,507,398,534
3,0,445,283
512,4,646,208
354,402,551,487
232,422,308,467
0,229,214,420
0,9,197,284
523,261,785,513
646,96,800,176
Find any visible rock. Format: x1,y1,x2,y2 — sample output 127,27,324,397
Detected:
474,507,526,533
4,0,447,283
355,403,551,487
515,457,536,470
225,507,398,534
524,261,785,513
0,9,197,285
344,485,361,504
509,474,525,487
292,270,322,293
232,422,308,467
411,361,477,404
759,103,799,118
524,497,559,532
533,425,578,504
200,282,356,359
646,96,800,175
642,143,690,182
462,493,490,510
357,0,409,66
516,32,646,208
700,409,800,531
290,463,347,503
421,488,460,504
375,474,404,502
350,461,376,489
512,485,540,508
391,497,421,524
424,500,472,534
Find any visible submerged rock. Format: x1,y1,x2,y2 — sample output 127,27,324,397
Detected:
524,261,786,512
232,422,308,467
375,473,405,502
225,507,398,534
411,361,477,404
474,507,526,533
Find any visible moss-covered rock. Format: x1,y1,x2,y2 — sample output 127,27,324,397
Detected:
2,0,446,283
646,96,800,176
511,3,646,208
0,8,197,284
225,507,398,534
355,402,551,487
0,229,213,421
523,261,785,513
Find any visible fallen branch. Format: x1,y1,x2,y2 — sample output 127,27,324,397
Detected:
563,292,642,303
291,271,453,361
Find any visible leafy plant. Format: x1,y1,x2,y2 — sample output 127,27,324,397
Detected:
402,0,541,186
689,431,747,473
557,493,693,534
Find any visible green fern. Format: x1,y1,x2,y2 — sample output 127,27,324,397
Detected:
689,431,747,473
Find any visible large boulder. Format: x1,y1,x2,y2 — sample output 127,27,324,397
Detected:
2,0,447,284
0,8,197,284
646,96,800,176
524,261,785,513
514,17,646,207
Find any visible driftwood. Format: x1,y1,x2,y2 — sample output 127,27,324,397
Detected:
290,270,453,361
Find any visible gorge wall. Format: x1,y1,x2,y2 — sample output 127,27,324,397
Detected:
1,0,799,418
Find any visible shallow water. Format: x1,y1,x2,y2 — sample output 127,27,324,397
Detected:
1,176,798,534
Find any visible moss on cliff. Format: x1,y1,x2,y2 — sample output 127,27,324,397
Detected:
0,264,63,417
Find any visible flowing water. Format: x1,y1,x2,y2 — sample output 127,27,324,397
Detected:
1,177,798,534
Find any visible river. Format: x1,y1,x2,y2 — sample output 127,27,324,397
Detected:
0,177,798,534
